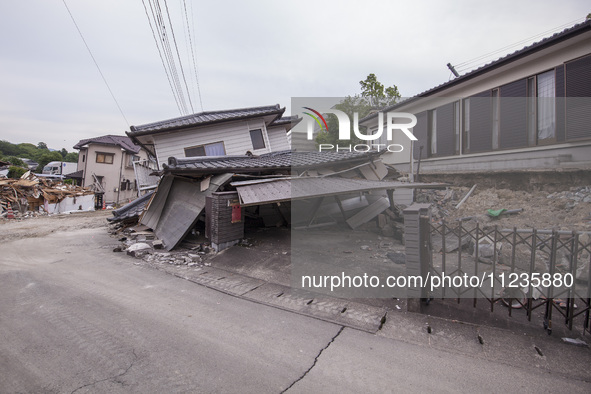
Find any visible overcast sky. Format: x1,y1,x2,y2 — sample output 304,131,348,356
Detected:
0,0,589,152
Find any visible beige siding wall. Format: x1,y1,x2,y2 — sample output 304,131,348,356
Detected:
364,34,591,167
79,144,148,205
151,119,272,167
267,126,291,151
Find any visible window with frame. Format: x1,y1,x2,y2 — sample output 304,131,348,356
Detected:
462,98,470,153
492,88,500,150
96,152,114,164
453,101,460,154
127,154,140,167
428,110,437,156
184,141,226,157
249,129,266,150
527,70,556,145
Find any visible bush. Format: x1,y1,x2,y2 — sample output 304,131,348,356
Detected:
8,166,27,179
6,156,25,167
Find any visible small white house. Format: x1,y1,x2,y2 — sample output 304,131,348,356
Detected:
127,104,299,169
74,135,150,205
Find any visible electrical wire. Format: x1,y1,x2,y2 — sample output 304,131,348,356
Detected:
141,0,184,115
62,0,130,126
182,0,204,111
452,17,586,74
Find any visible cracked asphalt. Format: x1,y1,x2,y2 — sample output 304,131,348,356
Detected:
1,215,590,392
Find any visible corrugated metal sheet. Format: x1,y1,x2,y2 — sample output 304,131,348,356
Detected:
236,178,442,206
146,173,232,250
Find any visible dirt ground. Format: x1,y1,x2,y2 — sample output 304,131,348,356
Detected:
416,185,591,232
0,210,111,243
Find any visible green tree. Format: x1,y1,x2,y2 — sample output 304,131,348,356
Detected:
315,95,372,147
60,148,68,159
5,156,25,167
0,140,18,156
64,152,78,162
315,74,401,148
37,142,48,150
35,151,63,172
8,166,27,179
359,73,401,109
16,143,37,159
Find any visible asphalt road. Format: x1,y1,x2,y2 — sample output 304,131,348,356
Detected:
1,225,589,393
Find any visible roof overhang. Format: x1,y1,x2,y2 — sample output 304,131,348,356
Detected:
234,177,445,206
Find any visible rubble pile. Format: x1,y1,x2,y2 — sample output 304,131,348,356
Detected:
415,185,591,231
546,186,591,209
111,224,214,268
0,172,95,219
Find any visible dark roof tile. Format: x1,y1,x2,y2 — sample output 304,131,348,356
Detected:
129,105,285,136
164,150,381,174
74,135,141,154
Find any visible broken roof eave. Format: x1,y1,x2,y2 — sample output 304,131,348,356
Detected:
235,178,447,207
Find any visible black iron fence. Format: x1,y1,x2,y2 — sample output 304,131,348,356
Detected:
423,218,591,335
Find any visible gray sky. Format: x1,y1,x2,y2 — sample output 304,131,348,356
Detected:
0,0,589,152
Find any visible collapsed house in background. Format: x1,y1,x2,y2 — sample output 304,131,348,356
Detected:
0,172,95,217
119,150,443,251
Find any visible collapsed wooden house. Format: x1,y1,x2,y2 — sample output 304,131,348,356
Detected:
125,150,443,251
0,172,95,216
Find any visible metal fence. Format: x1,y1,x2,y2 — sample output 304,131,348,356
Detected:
426,218,591,335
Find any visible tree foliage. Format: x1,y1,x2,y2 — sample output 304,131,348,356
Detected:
315,74,401,148
0,140,78,171
359,73,401,109
64,152,78,162
8,166,27,179
35,151,64,173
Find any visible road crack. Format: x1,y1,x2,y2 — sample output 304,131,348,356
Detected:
281,326,344,393
71,349,138,394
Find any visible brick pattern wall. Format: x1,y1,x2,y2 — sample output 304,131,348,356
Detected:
206,192,244,245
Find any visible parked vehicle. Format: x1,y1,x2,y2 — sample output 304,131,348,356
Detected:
42,161,77,176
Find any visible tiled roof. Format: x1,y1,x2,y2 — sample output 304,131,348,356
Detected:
362,19,591,122
129,105,285,136
108,191,154,222
164,150,381,174
73,135,141,154
268,115,302,128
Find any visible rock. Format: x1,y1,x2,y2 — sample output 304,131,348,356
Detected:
576,259,589,283
126,242,152,258
128,249,148,258
152,240,164,249
188,253,201,261
500,243,551,273
386,251,406,265
434,234,471,253
127,242,151,252
113,245,123,252
360,245,371,251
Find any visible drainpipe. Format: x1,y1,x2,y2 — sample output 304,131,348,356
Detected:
116,149,125,207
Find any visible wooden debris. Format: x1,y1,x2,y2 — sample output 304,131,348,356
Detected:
0,173,94,215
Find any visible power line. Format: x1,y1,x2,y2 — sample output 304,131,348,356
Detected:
62,0,129,126
141,0,184,114
141,0,204,116
162,0,195,114
452,17,586,74
182,0,204,111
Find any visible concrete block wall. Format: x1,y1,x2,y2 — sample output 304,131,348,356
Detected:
206,192,244,252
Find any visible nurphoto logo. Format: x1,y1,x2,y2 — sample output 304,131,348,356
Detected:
302,107,418,153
